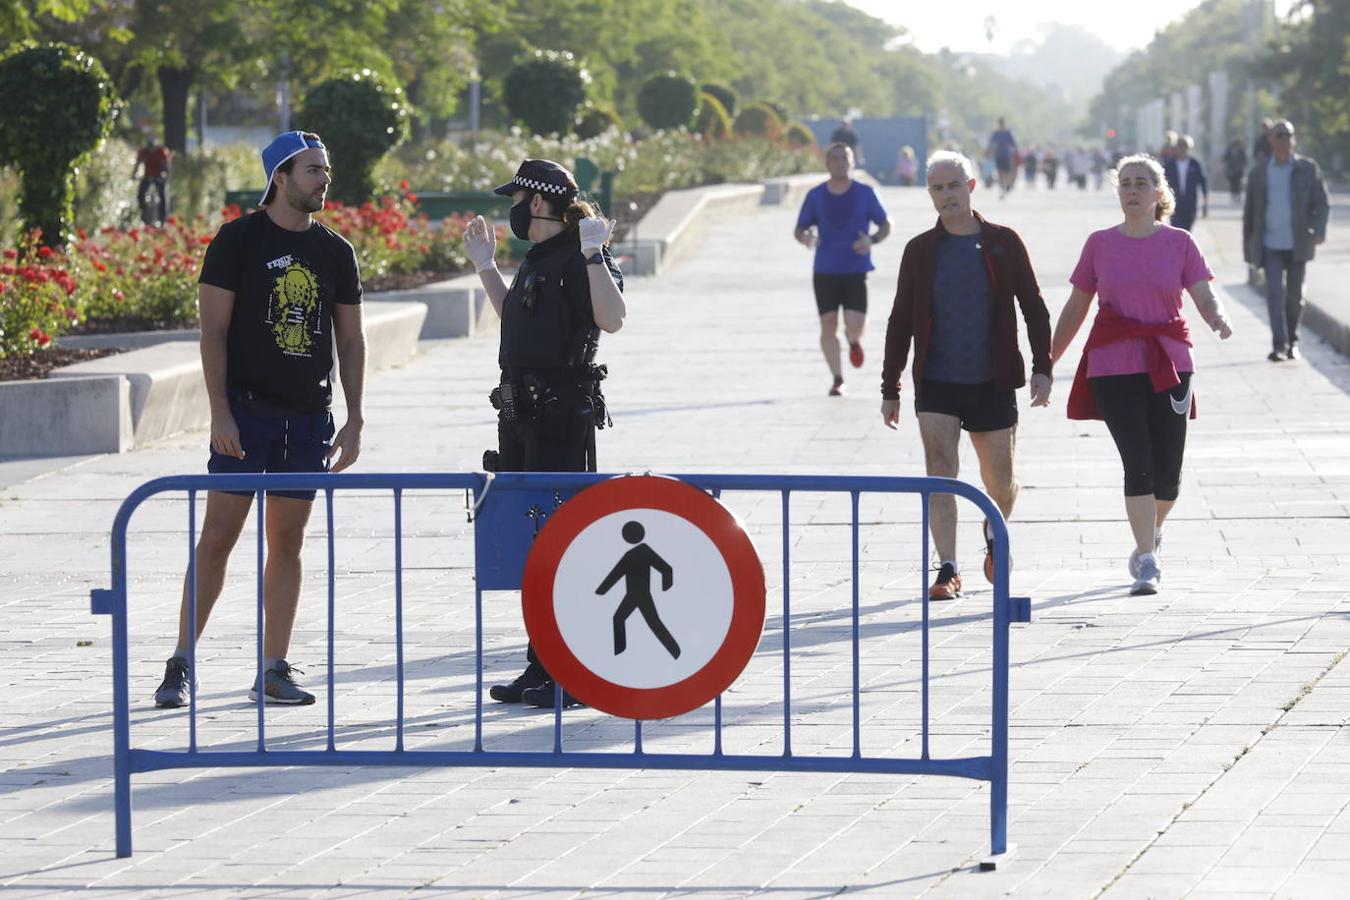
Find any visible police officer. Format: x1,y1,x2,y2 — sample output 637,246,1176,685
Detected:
464,159,626,708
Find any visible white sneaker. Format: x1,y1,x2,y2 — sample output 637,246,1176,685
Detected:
1128,528,1163,579
1130,553,1161,596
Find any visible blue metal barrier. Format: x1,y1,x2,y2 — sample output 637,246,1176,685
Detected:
93,471,1030,863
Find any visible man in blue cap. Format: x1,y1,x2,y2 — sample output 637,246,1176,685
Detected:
153,130,368,709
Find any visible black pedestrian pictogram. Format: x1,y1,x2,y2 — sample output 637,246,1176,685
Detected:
595,521,681,659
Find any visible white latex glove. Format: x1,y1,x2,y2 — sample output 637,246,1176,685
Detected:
579,216,616,256
464,215,497,272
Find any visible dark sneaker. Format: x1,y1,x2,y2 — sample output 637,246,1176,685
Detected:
489,661,548,703
521,680,584,709
928,562,962,600
154,656,194,708
848,342,865,368
248,660,315,705
828,375,845,397
1267,350,1285,362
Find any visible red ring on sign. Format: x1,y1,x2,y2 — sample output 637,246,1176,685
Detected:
521,475,766,720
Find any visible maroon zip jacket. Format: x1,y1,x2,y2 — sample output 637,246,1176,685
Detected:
880,211,1052,402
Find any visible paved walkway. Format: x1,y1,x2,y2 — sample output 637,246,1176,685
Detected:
2,181,1348,898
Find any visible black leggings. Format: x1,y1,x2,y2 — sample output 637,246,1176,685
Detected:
1089,373,1191,501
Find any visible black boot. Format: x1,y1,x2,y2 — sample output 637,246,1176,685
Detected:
489,661,548,703
520,679,584,709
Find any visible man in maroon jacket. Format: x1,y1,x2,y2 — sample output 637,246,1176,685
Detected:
880,151,1053,599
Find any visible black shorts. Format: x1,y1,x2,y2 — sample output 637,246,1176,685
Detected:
813,273,867,315
207,394,335,501
916,379,1018,432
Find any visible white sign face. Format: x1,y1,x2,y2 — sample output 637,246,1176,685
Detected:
551,509,734,689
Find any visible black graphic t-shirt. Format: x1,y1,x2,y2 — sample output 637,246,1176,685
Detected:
198,211,362,412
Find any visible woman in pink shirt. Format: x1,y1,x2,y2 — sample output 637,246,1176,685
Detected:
1051,154,1233,596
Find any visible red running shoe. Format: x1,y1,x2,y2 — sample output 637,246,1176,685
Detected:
849,341,864,368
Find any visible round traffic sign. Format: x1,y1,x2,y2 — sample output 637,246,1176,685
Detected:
521,475,766,719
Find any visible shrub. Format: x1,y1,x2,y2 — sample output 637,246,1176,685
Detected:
0,43,120,249
733,103,784,140
0,232,80,358
636,72,698,131
694,93,732,140
503,50,589,136
700,82,738,118
296,70,410,205
784,122,817,148
575,104,623,140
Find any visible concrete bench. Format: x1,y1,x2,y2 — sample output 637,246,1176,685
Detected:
363,273,497,339
3,301,426,457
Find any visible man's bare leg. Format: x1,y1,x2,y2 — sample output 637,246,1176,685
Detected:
262,495,315,660
173,491,253,653
969,425,1019,520
819,310,842,378
917,412,962,563
842,308,866,355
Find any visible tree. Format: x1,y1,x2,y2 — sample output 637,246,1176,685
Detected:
0,43,120,247
296,70,409,204
1259,0,1350,168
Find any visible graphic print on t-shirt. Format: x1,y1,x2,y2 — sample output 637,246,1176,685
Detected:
265,254,323,357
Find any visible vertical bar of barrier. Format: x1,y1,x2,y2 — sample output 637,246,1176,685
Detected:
326,489,336,752
634,719,644,755
713,695,723,756
921,491,930,761
553,686,564,753
990,518,1010,856
394,488,405,752
112,534,132,857
850,490,861,759
255,489,266,751
187,490,198,754
474,581,484,752
780,490,792,757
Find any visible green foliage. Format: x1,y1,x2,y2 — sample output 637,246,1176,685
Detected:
0,43,120,248
503,50,590,136
637,72,698,130
169,143,258,222
700,82,737,117
297,70,410,205
733,103,784,140
784,122,816,148
1259,0,1350,169
575,104,623,140
694,92,732,139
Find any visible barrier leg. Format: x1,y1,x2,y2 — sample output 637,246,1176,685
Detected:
112,582,132,857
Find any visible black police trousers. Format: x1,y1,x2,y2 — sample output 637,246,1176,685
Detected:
495,395,596,473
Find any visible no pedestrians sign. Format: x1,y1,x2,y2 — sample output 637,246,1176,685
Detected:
521,475,766,719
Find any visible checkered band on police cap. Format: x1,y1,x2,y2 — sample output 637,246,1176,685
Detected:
492,159,578,198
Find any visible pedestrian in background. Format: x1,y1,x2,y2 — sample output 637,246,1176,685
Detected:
132,134,171,226
1223,139,1247,203
1242,119,1330,362
1163,135,1208,231
1052,154,1232,596
794,142,891,396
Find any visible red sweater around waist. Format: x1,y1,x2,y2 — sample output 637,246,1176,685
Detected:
1066,307,1196,420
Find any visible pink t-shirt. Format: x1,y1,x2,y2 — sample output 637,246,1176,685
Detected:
1069,225,1213,377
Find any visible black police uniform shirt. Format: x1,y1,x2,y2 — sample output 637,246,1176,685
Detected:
499,229,623,372
198,210,362,413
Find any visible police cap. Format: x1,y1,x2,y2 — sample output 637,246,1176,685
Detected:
492,159,578,199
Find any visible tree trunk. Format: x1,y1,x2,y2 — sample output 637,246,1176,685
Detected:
158,65,195,153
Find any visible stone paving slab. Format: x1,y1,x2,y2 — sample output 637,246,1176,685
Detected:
1,182,1348,897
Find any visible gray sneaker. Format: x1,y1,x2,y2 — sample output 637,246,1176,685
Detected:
154,656,195,708
1130,554,1161,596
248,660,316,705
1128,529,1163,579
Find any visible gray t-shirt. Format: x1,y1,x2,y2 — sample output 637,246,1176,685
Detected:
926,232,994,384
1263,157,1295,250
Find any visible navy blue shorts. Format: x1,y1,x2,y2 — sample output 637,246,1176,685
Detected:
207,395,335,501
916,379,1018,432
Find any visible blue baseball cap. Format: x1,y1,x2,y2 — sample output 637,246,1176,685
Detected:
259,131,326,206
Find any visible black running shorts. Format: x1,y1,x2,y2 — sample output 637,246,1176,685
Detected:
916,379,1018,432
812,272,867,315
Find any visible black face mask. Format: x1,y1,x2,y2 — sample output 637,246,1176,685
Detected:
509,194,562,241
